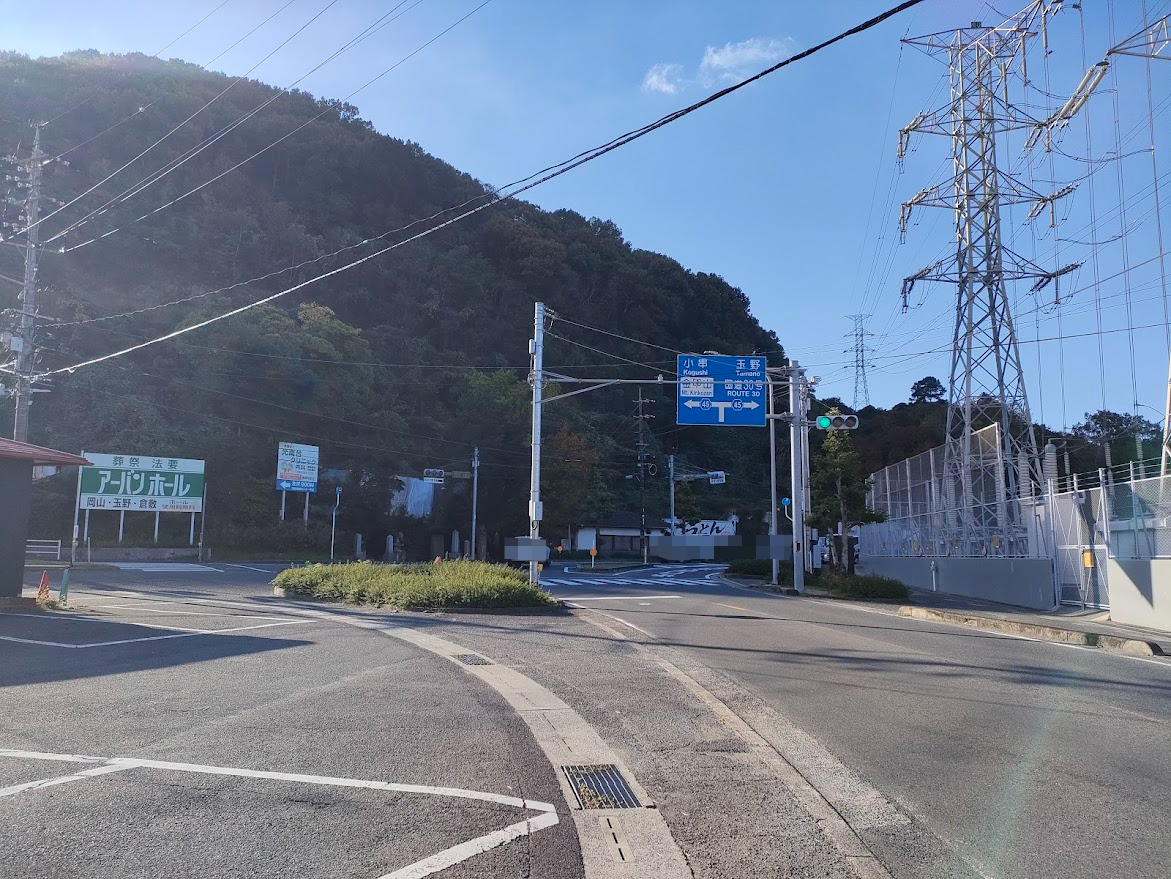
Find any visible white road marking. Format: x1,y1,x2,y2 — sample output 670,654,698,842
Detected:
0,762,133,798
380,812,560,879
109,563,222,573
560,595,682,602
0,620,308,649
611,617,654,637
223,563,277,573
0,748,559,879
92,604,296,621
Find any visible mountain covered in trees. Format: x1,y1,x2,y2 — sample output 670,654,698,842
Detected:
0,52,1159,556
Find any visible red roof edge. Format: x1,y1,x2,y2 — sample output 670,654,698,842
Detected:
0,438,91,467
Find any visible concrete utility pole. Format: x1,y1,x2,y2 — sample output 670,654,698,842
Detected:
528,302,546,584
12,124,43,442
634,387,654,565
471,446,480,560
789,359,806,593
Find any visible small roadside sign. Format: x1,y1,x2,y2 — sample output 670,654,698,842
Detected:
708,471,726,485
276,442,319,493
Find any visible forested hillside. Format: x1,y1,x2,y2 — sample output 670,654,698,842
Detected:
0,51,785,555
3,52,1157,558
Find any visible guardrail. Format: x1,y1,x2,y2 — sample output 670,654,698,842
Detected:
25,539,62,561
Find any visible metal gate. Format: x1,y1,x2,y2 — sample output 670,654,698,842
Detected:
1050,485,1110,609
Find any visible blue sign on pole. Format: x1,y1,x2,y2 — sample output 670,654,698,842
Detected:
676,354,767,427
276,442,319,493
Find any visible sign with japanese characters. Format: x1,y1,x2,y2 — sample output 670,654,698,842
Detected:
676,355,767,426
79,453,205,513
276,442,319,493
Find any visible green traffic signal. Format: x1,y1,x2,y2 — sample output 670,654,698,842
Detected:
815,414,859,430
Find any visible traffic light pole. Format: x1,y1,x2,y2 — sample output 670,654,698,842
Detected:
789,359,806,594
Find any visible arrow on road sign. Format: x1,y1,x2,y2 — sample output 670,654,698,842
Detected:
279,481,293,490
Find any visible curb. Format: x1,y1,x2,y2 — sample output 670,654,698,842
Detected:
897,606,1164,656
717,573,801,595
271,585,568,615
563,562,652,574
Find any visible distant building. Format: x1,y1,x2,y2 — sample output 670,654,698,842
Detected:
575,512,670,556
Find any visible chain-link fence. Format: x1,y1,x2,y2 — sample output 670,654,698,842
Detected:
863,424,1038,558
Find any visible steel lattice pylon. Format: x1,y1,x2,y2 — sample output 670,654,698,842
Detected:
898,3,1060,555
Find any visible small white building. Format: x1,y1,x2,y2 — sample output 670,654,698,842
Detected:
575,512,670,555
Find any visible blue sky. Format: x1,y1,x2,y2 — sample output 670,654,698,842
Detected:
2,0,1169,433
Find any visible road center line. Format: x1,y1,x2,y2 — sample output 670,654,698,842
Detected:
560,595,682,601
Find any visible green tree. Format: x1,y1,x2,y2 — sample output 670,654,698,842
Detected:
541,428,601,548
808,419,883,574
910,376,946,404
1072,410,1162,465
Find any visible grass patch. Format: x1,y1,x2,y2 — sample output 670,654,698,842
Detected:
272,559,559,611
815,570,909,601
725,558,787,579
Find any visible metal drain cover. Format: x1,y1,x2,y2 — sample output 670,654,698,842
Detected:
455,654,492,666
563,764,641,809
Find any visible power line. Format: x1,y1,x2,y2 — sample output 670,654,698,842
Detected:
45,0,434,249
36,0,928,380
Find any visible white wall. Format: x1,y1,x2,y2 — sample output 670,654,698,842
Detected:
1106,558,1171,631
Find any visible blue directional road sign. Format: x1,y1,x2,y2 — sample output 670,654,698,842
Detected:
676,355,767,427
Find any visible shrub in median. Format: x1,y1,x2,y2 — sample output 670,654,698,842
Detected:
273,559,559,610
816,570,908,601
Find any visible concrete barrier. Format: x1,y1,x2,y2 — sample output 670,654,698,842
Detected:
858,556,1055,610
1106,558,1171,632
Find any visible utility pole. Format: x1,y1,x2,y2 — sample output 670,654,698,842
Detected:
528,302,546,584
11,124,43,442
634,387,655,565
471,446,480,560
788,359,806,593
847,314,871,409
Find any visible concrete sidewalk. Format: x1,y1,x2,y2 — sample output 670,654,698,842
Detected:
722,573,1169,656
897,587,1170,655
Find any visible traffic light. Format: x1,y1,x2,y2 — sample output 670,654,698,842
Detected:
815,414,859,430
423,468,445,484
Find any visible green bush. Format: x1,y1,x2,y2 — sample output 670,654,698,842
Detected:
272,559,559,610
816,570,908,601
725,559,796,582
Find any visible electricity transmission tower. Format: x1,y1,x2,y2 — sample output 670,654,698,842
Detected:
897,3,1078,552
847,314,871,409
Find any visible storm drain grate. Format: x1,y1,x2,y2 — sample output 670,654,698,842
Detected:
563,764,641,809
454,654,493,666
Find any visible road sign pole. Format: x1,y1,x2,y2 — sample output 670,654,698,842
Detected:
118,510,125,544
303,492,309,529
669,454,675,535
280,490,286,522
154,511,160,544
767,371,779,587
471,447,480,560
71,456,83,565
198,483,208,562
330,486,341,562
189,512,195,546
528,302,546,585
789,359,805,594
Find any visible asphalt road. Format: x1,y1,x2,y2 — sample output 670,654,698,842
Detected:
538,564,1171,879
2,564,581,879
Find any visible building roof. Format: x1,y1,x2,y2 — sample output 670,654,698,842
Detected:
592,511,669,531
0,438,90,467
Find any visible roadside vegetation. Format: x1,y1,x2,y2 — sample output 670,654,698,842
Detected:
273,560,559,611
724,559,908,601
